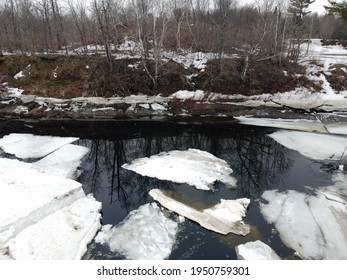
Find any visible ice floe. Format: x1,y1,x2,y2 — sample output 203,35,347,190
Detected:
122,149,237,190
260,172,347,259
0,144,89,179
0,133,102,260
95,203,178,260
32,144,89,179
269,130,347,161
149,189,250,236
235,240,281,260
7,195,101,260
0,168,85,246
0,133,78,159
235,116,327,133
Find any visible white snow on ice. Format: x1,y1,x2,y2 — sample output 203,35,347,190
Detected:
7,195,101,260
122,149,237,190
0,144,88,179
0,134,102,260
0,168,85,246
149,189,250,236
260,172,347,260
235,240,281,260
0,133,79,159
269,130,347,161
95,203,178,260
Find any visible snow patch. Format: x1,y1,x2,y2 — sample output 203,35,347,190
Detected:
171,90,205,101
122,149,237,190
95,203,178,260
14,71,25,80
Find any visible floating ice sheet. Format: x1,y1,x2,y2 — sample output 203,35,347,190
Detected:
95,203,178,260
260,173,347,259
0,144,89,179
235,240,281,260
122,149,237,190
33,144,89,179
149,189,250,236
235,116,327,133
0,133,78,159
0,168,84,246
269,130,347,161
7,195,101,260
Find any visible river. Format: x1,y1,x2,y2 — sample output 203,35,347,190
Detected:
0,118,334,260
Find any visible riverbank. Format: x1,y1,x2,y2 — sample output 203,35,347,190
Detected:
1,39,347,121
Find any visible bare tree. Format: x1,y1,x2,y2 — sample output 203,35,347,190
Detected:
213,0,235,74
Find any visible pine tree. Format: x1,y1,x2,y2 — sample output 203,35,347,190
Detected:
325,1,347,23
289,0,315,26
288,0,315,61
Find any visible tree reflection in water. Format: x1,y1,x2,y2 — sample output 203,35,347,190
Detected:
78,128,292,219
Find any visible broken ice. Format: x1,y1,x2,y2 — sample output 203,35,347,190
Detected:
269,130,347,161
0,133,102,260
260,173,347,259
122,149,237,190
149,188,250,236
95,203,178,260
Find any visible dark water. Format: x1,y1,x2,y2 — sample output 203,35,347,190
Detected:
0,119,333,260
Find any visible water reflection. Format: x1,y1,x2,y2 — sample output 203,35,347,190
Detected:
1,119,324,259
78,129,292,219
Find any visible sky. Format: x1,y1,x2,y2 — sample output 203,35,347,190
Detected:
311,0,330,14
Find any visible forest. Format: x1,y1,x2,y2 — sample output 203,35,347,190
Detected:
1,0,347,97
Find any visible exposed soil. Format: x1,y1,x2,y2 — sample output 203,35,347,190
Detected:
0,54,317,99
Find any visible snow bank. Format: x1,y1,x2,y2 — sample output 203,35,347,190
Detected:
0,133,78,159
95,203,178,260
171,90,205,101
122,149,237,190
235,116,327,133
0,168,85,246
149,189,250,236
235,240,281,260
260,173,347,259
7,195,101,260
269,130,347,161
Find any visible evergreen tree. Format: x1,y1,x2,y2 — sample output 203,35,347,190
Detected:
289,0,315,26
288,0,315,61
325,1,347,23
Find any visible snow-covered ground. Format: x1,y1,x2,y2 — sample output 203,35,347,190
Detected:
3,39,347,119
122,149,237,190
0,133,102,260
